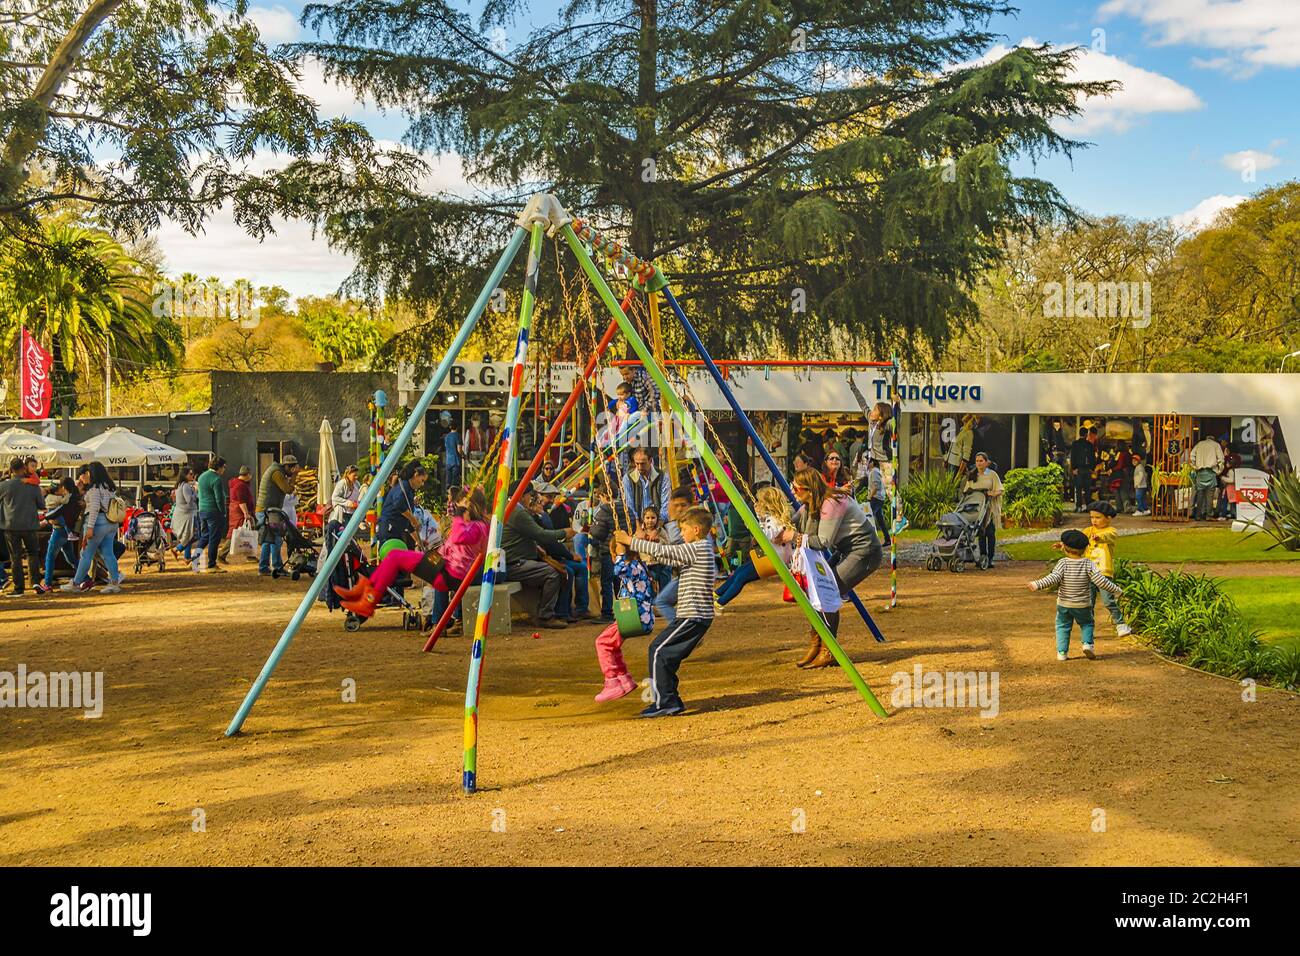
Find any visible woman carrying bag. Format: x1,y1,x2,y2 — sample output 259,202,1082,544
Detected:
170,467,199,561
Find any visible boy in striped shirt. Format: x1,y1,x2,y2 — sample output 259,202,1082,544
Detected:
617,506,716,717
1028,529,1123,661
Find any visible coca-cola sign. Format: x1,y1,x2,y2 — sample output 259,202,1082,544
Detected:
19,326,53,420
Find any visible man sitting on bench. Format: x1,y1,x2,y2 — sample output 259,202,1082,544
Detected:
502,481,575,629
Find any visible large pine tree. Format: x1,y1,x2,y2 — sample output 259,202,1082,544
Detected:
292,0,1113,360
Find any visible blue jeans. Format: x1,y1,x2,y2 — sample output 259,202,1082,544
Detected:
197,510,226,569
555,558,590,618
72,516,121,586
1055,605,1095,654
255,510,283,572
1135,487,1149,512
1089,583,1126,627
44,520,77,586
596,552,616,618
653,575,679,626
716,559,758,606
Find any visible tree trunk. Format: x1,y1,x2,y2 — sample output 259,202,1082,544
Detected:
630,0,658,263
1,0,127,202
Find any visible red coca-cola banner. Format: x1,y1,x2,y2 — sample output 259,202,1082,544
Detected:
19,325,53,419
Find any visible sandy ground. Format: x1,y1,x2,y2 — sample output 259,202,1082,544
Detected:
2,558,1298,866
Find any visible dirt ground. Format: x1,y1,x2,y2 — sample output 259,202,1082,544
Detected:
3,558,1298,866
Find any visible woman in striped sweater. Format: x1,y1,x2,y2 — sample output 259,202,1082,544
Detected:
779,469,882,669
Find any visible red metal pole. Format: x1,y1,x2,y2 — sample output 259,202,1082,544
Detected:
608,358,896,369
422,287,635,652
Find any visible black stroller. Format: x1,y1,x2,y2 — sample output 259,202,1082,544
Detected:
125,511,169,573
321,521,425,632
261,507,318,580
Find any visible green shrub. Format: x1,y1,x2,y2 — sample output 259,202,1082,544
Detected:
1112,560,1294,688
1003,462,1065,503
1003,488,1064,527
897,468,963,529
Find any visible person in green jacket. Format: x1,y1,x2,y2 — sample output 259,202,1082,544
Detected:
501,481,575,629
194,457,228,573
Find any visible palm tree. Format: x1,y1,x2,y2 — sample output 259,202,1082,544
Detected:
0,221,180,414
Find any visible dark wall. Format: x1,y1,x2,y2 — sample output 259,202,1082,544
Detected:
0,411,213,457
209,371,400,479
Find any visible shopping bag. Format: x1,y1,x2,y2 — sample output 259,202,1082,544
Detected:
231,525,258,560
792,542,842,614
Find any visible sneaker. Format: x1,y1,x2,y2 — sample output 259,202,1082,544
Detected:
1116,623,1132,637
34,583,54,595
60,581,92,594
258,569,272,576
1056,651,1068,661
534,616,568,630
598,615,615,624
1082,644,1096,659
204,565,227,573
892,515,910,535
102,583,122,594
640,701,686,718
594,675,637,703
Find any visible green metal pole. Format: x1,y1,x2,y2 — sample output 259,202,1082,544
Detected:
561,224,888,718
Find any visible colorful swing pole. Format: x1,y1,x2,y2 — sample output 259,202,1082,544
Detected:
889,354,901,609
463,217,547,793
564,223,888,718
421,284,635,653
658,286,887,644
224,226,529,737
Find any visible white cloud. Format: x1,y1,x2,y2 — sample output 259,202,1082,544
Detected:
150,148,477,300
247,5,302,45
1101,0,1300,74
1171,193,1247,232
295,59,381,120
1219,149,1281,174
972,39,1202,135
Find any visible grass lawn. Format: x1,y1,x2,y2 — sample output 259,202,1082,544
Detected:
1218,577,1300,651
1003,527,1300,564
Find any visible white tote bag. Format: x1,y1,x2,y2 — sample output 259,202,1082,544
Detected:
230,525,258,560
792,540,843,614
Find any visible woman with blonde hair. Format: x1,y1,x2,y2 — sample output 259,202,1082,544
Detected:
714,486,796,606
778,469,882,668
945,414,976,475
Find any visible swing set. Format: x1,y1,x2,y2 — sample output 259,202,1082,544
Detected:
224,194,899,794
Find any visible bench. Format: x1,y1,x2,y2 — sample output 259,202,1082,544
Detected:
461,582,522,636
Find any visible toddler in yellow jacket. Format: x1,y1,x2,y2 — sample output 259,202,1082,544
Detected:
1083,501,1132,637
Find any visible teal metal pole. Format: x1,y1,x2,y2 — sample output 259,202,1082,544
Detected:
224,227,529,736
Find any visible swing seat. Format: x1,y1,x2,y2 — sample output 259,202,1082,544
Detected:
614,597,644,637
750,548,779,579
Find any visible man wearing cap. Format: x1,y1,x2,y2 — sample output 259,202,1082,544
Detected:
502,481,575,629
218,464,255,564
255,454,300,576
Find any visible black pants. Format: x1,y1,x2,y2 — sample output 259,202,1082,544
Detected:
1072,472,1091,509
978,523,996,565
5,530,40,593
648,617,711,708
506,558,564,619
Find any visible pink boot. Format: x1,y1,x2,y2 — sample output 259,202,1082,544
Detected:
595,674,636,703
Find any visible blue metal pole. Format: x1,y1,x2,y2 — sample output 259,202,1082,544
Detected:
660,286,887,643
224,227,529,736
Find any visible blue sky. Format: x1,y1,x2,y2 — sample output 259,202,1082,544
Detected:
157,0,1300,298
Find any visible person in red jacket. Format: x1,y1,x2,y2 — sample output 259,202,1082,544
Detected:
218,465,255,564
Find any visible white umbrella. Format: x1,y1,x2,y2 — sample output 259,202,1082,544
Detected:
79,426,188,466
0,427,94,467
317,418,339,509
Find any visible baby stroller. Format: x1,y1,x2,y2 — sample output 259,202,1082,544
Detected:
261,507,318,580
321,521,424,632
925,489,990,572
125,510,169,573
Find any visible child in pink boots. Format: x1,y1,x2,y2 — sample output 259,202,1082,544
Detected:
334,547,443,619
593,537,655,702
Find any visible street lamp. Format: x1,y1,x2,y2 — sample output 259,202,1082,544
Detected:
1280,350,1300,373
